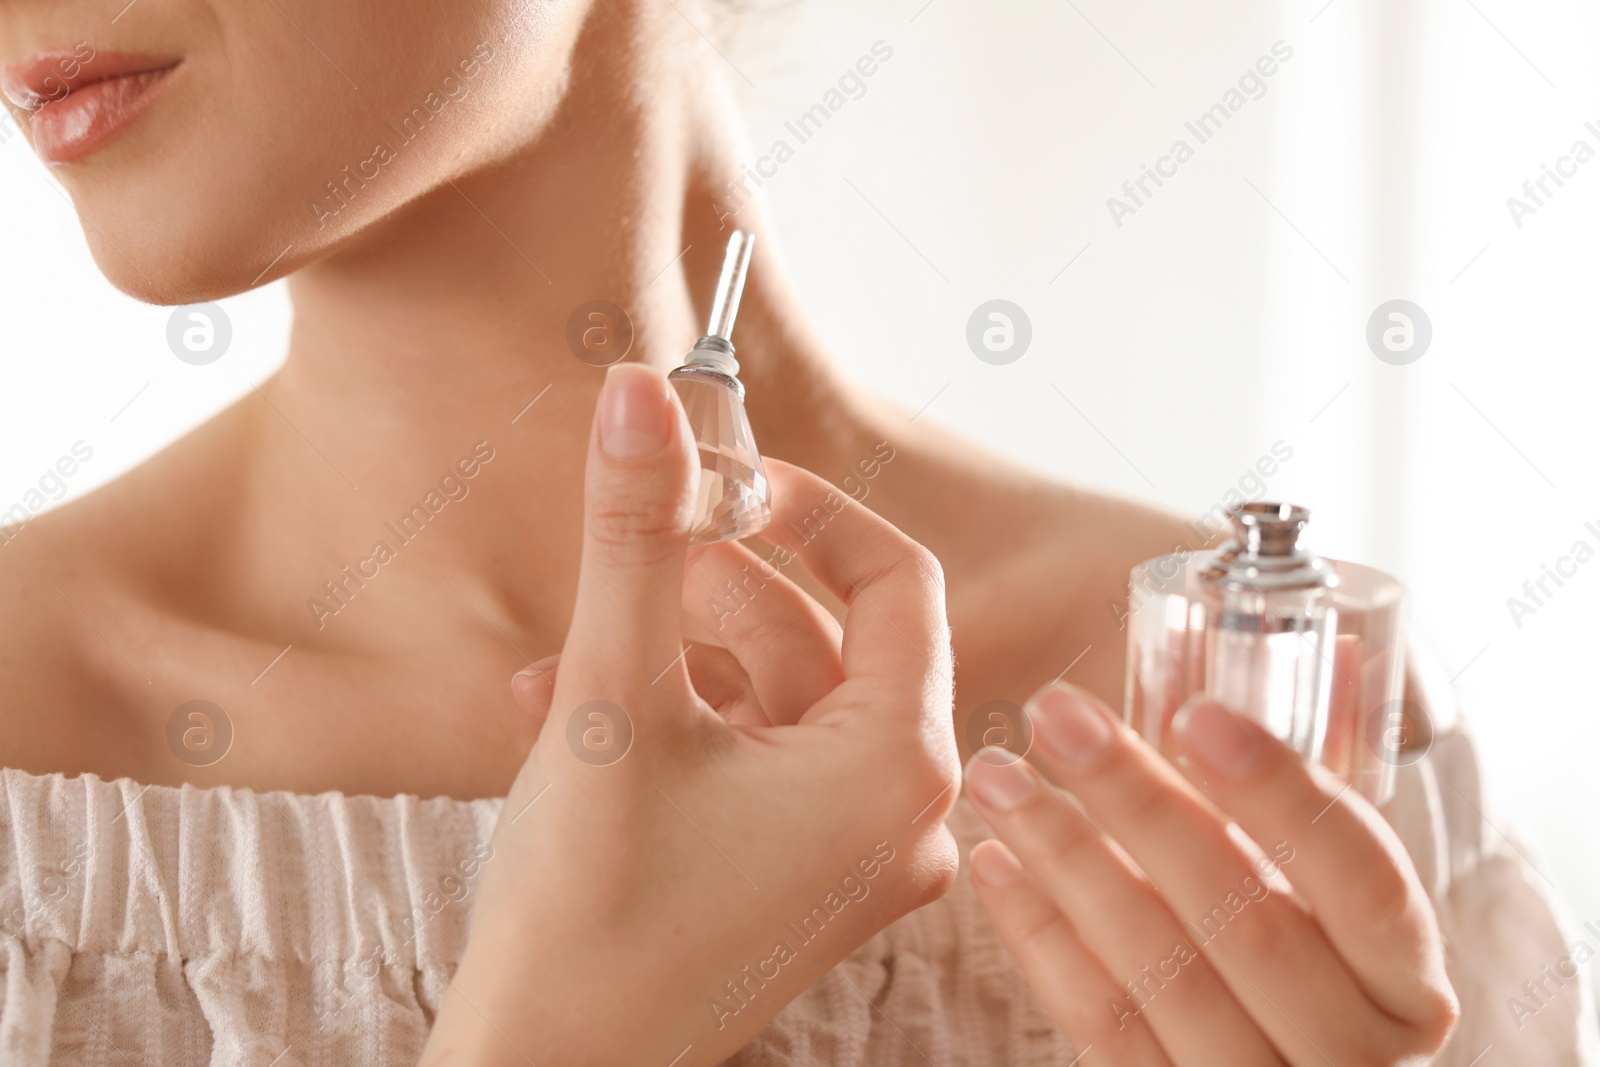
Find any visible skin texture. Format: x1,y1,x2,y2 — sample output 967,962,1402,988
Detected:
0,0,1177,799
0,0,1455,1061
426,365,963,1065
963,686,1459,1066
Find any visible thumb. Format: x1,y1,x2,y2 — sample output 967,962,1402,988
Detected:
561,362,699,693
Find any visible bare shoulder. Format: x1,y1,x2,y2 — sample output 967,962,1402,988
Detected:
0,489,141,773
862,413,1200,708
868,412,1195,585
0,411,251,777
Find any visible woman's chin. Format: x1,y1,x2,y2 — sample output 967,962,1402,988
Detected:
82,236,244,306
86,252,263,307
74,205,314,305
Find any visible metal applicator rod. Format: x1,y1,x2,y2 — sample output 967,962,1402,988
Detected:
676,230,755,377
706,230,755,343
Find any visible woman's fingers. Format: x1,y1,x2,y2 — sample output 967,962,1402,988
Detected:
762,460,951,715
1173,700,1459,1049
681,540,844,726
964,752,1285,1067
519,535,848,733
512,645,782,730
968,838,1176,1067
1018,683,1396,1066
681,644,770,728
560,363,701,706
511,654,562,726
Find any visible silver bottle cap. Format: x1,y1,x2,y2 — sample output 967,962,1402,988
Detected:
1201,502,1339,594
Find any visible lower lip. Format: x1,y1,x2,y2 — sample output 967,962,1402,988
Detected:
28,65,178,166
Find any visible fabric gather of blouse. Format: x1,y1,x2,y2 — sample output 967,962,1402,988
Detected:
2,709,1596,1065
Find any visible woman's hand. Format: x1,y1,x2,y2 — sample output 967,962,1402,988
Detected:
424,364,960,1067
963,683,1459,1066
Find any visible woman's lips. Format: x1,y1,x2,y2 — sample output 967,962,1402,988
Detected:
2,52,180,165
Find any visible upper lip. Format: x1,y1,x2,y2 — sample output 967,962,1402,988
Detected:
0,49,180,111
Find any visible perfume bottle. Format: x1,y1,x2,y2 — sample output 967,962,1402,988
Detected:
1201,503,1339,758
669,230,772,545
1123,502,1407,803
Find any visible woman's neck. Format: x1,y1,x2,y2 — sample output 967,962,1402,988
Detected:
243,2,875,640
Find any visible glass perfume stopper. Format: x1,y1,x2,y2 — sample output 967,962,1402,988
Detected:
668,230,772,545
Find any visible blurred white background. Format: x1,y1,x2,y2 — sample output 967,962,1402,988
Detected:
2,0,1597,992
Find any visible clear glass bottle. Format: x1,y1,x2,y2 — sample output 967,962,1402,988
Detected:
1124,503,1407,803
669,230,772,545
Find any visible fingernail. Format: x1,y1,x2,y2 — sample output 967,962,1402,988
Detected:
598,364,671,458
1175,700,1262,777
970,840,1025,888
515,654,561,683
965,749,1037,812
511,654,561,706
1029,685,1114,770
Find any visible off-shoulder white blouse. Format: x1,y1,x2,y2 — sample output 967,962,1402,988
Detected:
1,722,1594,1065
